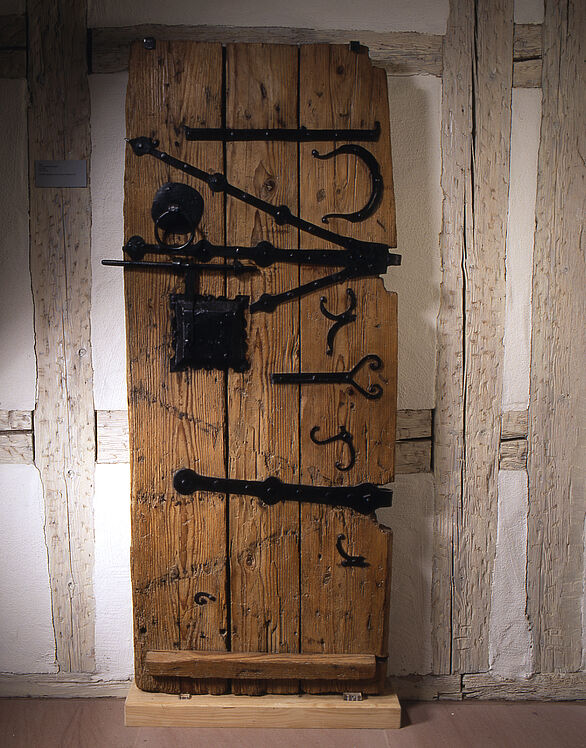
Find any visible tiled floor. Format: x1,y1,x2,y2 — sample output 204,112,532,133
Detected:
1,697,584,747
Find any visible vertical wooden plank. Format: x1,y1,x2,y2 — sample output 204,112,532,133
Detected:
226,43,300,696
124,41,228,694
27,0,95,673
452,0,513,674
298,44,397,694
432,0,473,675
527,0,585,673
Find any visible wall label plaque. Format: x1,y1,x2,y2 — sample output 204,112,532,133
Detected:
34,159,87,188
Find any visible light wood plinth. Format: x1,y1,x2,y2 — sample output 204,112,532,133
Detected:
124,682,401,728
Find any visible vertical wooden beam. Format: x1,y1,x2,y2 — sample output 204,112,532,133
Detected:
527,0,585,673
432,0,473,675
27,0,95,672
452,0,513,674
434,0,513,674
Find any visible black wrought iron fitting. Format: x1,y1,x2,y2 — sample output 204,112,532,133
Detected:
151,182,204,248
312,145,383,224
271,354,384,400
125,137,400,257
183,122,381,142
115,234,397,314
170,293,250,373
173,469,392,515
336,534,369,568
194,592,216,606
320,288,357,355
101,257,253,275
310,425,356,472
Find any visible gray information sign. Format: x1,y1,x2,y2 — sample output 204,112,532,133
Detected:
35,160,87,188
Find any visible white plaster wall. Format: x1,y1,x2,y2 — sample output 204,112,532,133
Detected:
0,465,57,674
94,463,133,679
502,89,541,411
489,471,533,677
89,0,449,34
488,88,542,679
514,0,543,24
378,473,434,675
0,80,55,677
90,73,128,411
0,79,36,410
386,75,441,410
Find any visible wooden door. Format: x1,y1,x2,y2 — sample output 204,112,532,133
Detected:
123,40,397,695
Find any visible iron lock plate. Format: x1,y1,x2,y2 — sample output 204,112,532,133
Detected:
170,293,250,372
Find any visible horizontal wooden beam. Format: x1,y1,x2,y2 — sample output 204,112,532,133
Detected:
90,25,443,76
513,23,542,60
0,409,32,430
0,673,131,698
395,439,431,474
145,651,377,680
396,409,431,440
462,672,586,701
1,408,529,472
501,409,529,439
513,58,541,87
0,17,544,85
0,431,33,463
0,410,34,463
499,439,527,470
2,670,583,701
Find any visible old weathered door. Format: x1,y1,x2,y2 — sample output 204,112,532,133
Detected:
123,40,397,696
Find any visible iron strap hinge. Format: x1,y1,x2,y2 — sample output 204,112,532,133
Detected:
183,122,381,142
173,469,392,515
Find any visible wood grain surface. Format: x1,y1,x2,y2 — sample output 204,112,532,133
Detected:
124,41,229,694
432,0,471,675
27,0,96,674
526,0,585,674
91,24,443,78
125,41,397,696
452,0,513,674
225,43,300,696
145,651,376,680
298,44,396,694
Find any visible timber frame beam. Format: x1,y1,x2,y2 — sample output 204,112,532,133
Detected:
1,16,543,87
26,0,96,673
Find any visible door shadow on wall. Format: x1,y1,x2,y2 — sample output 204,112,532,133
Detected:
378,73,442,679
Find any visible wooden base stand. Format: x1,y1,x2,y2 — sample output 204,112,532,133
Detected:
124,682,401,729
